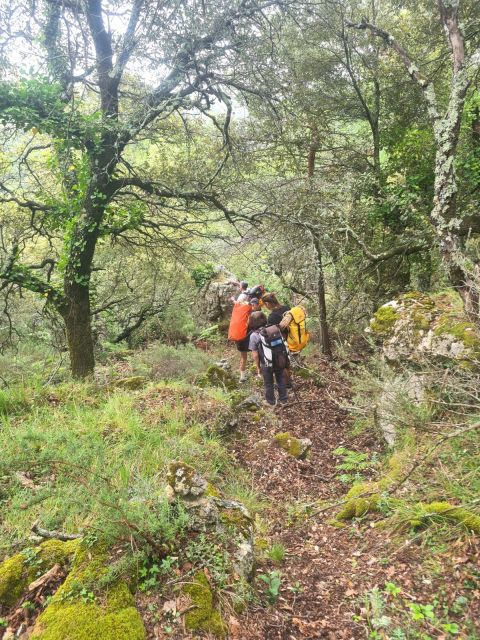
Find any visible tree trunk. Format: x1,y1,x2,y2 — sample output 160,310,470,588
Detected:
312,233,333,360
307,127,333,359
62,283,95,378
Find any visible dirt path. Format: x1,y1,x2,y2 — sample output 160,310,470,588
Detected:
229,360,382,639
229,360,480,639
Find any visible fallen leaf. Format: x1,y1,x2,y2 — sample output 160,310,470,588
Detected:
162,599,177,614
229,616,240,637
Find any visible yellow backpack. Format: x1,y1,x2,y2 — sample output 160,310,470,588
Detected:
280,306,310,353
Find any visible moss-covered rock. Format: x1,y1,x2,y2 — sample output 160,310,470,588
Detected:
0,552,25,608
166,461,208,499
0,539,80,608
31,583,145,640
336,450,407,522
112,376,148,390
30,545,145,640
368,290,480,363
183,572,227,637
273,432,312,460
198,365,237,391
336,482,382,521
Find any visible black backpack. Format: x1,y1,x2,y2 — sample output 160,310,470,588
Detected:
259,325,289,369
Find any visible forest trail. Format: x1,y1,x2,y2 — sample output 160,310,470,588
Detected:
231,359,381,638
224,358,479,639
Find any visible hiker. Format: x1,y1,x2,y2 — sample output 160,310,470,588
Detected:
262,293,293,388
279,305,310,354
248,311,289,407
228,298,258,382
262,292,290,328
228,280,249,303
249,297,261,312
246,283,266,302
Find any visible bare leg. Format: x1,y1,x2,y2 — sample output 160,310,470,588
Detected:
239,351,248,380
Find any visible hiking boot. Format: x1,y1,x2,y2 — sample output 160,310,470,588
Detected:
239,371,249,383
262,400,276,410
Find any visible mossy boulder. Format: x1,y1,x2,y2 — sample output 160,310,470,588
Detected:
30,545,145,640
0,539,79,608
336,481,382,521
183,572,227,637
198,365,237,391
273,432,312,460
112,376,148,390
368,291,480,363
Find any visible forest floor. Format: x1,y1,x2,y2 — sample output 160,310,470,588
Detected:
140,350,480,639
231,358,480,640
1,343,478,640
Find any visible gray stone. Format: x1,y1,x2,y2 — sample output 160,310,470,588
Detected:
237,394,263,411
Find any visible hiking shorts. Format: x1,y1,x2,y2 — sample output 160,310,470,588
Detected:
235,334,251,352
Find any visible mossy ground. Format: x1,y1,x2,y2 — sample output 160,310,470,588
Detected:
183,572,227,637
0,539,79,607
30,545,146,640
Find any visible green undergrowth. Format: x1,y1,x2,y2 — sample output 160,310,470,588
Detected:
0,376,255,555
338,356,480,540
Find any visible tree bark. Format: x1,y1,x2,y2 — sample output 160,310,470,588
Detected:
312,232,332,359
307,127,333,359
62,283,95,378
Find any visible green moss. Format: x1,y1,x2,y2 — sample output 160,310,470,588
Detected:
415,501,480,533
199,365,237,391
0,552,25,607
183,572,227,637
31,547,145,640
205,482,221,498
112,376,148,390
433,318,480,349
31,588,144,640
400,292,435,308
370,305,399,335
38,539,80,566
336,451,408,521
337,481,381,521
273,432,310,459
219,508,252,537
0,539,80,608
